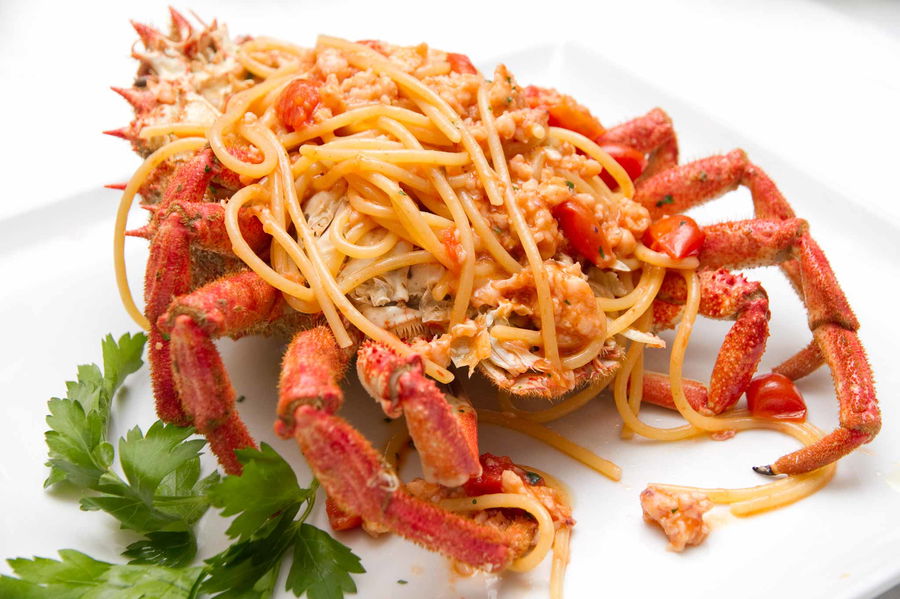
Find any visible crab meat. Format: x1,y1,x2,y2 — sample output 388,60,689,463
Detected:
640,485,713,552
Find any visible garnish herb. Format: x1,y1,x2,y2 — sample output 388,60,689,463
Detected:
524,471,543,485
2,333,365,599
655,194,674,208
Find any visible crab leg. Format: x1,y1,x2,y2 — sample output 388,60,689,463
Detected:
757,237,878,474
158,271,284,473
649,267,770,414
139,149,266,424
597,107,678,179
274,329,513,571
289,405,512,571
645,214,878,473
356,340,482,487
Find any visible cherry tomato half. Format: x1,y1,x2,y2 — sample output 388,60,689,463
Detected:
552,199,614,267
642,214,705,259
447,52,478,74
523,86,607,141
599,144,647,191
462,453,545,497
275,79,321,131
746,373,807,422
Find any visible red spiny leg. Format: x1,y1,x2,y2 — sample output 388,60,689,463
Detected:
143,201,267,424
640,371,711,414
356,341,481,487
633,149,795,221
275,326,350,437
142,150,220,424
700,218,877,474
634,149,805,298
606,109,879,470
672,215,877,474
158,271,284,474
274,326,357,530
756,236,877,475
272,333,512,570
772,339,824,381
651,268,770,414
139,148,264,424
288,405,512,571
597,107,678,179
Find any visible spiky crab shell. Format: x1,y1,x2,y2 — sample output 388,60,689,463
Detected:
114,10,248,157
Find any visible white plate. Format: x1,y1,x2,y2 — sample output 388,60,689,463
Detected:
1,41,899,599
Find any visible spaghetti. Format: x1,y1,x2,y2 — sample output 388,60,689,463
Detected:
114,24,841,599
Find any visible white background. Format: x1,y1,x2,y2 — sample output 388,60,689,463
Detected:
1,1,899,598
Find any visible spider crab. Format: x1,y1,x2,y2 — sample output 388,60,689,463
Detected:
109,11,878,572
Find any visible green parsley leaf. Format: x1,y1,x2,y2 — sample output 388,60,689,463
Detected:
565,180,575,190
202,508,299,597
287,523,365,599
100,332,147,400
14,332,367,596
122,531,198,568
44,332,146,487
80,422,215,543
208,444,309,542
0,550,203,599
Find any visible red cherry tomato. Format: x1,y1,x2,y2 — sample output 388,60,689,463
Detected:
552,199,614,267
463,453,540,496
275,79,321,131
642,214,705,259
447,52,478,74
746,373,807,422
523,86,607,141
599,144,647,190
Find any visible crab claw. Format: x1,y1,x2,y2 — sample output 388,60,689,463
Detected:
653,267,770,414
356,341,482,487
290,405,512,571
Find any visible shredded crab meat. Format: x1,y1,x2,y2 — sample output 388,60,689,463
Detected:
640,485,713,552
473,260,603,350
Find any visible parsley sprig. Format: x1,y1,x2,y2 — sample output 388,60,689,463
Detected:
43,332,216,568
202,444,364,599
2,333,365,598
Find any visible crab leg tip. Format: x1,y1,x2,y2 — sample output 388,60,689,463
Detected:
104,182,128,190
103,127,131,140
752,465,776,476
111,86,156,111
125,226,151,239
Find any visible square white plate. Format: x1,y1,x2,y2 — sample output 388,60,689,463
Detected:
1,41,899,599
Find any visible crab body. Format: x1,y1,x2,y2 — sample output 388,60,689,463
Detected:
109,11,878,573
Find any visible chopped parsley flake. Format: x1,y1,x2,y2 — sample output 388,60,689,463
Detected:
524,471,543,485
